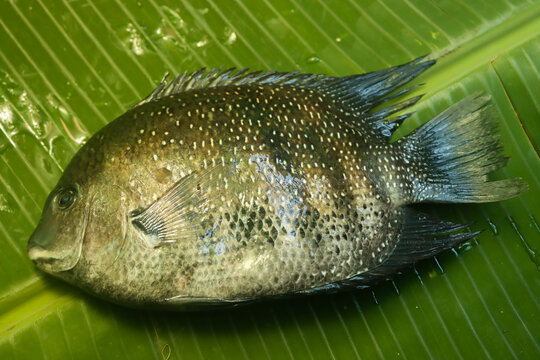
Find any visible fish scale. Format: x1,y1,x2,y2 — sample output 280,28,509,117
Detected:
130,85,395,298
27,57,527,309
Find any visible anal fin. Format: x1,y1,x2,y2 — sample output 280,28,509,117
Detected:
373,208,480,275
350,208,477,284
295,208,477,295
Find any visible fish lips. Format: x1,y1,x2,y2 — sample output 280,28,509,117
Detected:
27,226,81,273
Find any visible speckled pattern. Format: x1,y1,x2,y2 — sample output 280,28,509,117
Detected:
28,60,525,308
64,83,406,305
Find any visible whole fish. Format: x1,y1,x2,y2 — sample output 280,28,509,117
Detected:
27,57,527,309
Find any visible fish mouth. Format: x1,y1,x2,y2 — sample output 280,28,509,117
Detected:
27,244,66,267
27,197,91,273
27,212,58,265
27,244,47,263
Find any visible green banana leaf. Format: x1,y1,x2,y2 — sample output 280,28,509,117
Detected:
1,0,539,358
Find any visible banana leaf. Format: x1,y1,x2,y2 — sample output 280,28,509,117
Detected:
0,0,539,359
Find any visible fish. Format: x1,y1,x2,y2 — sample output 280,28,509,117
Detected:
27,56,527,309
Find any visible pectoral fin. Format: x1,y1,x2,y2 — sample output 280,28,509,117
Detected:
129,165,229,247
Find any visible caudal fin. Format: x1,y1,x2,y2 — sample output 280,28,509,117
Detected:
400,94,527,203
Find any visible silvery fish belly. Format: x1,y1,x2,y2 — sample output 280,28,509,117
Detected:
27,57,527,309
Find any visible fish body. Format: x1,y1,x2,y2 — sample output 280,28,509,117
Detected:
27,58,527,309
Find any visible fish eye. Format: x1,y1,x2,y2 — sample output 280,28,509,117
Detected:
56,187,78,210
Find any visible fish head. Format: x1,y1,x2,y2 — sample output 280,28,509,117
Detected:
28,182,89,274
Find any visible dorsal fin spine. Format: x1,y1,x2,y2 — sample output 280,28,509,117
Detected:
136,56,435,139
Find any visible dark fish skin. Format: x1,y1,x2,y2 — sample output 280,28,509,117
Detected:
27,58,527,309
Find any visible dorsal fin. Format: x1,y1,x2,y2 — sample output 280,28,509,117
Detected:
137,56,435,138
136,68,325,106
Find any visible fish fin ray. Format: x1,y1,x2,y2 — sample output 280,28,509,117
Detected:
136,67,324,106
357,208,477,276
292,208,476,294
320,56,433,138
136,57,434,139
129,164,230,247
369,95,422,138
399,94,528,203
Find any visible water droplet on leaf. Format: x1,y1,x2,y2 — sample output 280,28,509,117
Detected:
306,55,321,64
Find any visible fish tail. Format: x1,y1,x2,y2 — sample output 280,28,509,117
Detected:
399,94,528,203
